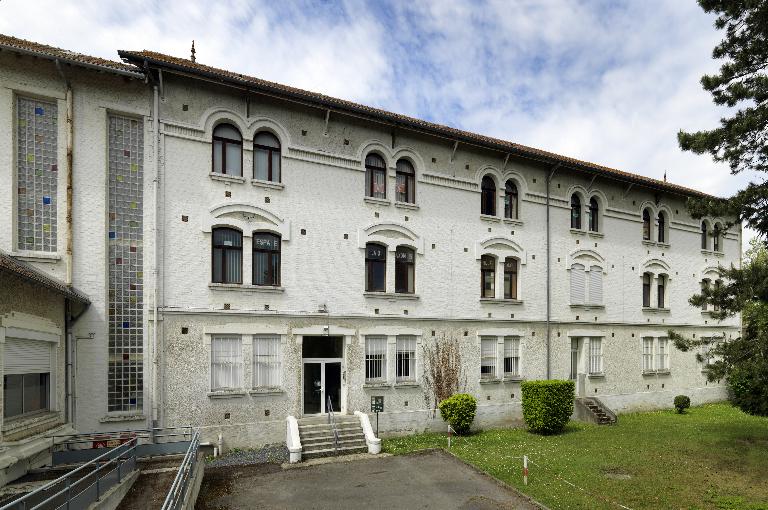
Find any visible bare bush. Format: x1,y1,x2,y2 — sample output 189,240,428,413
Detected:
422,334,465,410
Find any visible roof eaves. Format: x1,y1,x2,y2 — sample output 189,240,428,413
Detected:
0,251,90,305
119,50,712,199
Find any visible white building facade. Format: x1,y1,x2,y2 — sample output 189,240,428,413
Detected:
0,36,740,454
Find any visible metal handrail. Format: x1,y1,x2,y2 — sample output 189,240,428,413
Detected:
326,396,340,454
0,438,137,510
160,431,200,510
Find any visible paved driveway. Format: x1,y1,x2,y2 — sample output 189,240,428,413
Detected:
195,450,541,510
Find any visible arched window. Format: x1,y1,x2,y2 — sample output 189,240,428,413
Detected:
212,227,242,284
365,243,386,292
642,272,652,307
365,153,387,199
701,278,711,311
570,194,582,229
481,255,496,298
395,159,415,204
253,232,281,286
481,176,496,216
212,123,243,176
504,257,518,300
657,274,667,308
657,211,666,243
701,222,708,249
504,180,518,219
254,132,281,182
642,208,652,240
570,263,586,305
588,197,599,232
713,223,722,252
395,246,415,294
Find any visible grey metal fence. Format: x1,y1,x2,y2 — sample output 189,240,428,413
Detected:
160,431,201,510
0,438,137,510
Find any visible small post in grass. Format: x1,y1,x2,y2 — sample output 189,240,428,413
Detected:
447,424,453,449
523,455,528,485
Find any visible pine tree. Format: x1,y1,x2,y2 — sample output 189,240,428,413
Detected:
672,0,768,416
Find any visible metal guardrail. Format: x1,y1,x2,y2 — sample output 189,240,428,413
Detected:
326,396,340,454
160,431,200,510
49,426,194,466
0,438,137,510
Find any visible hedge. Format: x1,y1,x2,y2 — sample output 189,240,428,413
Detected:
438,393,477,435
521,380,575,434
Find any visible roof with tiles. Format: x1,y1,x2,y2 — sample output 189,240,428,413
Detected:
119,48,711,199
0,33,142,77
0,249,90,304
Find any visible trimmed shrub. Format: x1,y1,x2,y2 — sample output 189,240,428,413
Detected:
674,395,691,414
438,393,477,435
521,380,575,435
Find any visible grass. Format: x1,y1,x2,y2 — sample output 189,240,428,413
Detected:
382,403,768,510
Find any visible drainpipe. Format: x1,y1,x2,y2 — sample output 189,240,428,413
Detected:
545,163,560,380
150,84,160,429
54,59,74,286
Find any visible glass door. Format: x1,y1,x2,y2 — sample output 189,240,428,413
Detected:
325,362,341,413
303,362,322,414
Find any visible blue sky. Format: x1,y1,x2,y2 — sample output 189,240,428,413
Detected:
0,0,757,247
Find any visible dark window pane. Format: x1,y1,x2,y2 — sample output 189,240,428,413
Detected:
3,374,23,418
571,195,581,229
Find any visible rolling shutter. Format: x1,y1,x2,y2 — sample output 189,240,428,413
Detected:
570,264,585,305
588,266,603,305
4,338,52,374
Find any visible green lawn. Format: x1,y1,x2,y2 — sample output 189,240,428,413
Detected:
382,403,768,510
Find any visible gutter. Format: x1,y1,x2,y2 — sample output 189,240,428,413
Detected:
1,44,143,79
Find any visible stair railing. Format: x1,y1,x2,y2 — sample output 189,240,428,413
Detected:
326,395,340,454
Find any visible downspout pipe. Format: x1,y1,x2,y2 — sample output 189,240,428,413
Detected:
545,163,560,380
150,84,160,429
55,59,74,286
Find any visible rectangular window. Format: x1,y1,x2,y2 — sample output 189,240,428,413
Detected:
642,274,651,308
16,97,58,252
503,336,520,377
480,337,497,379
253,335,281,388
481,256,495,298
570,264,585,305
570,338,579,379
588,266,603,305
656,337,669,371
108,114,144,412
396,335,416,382
504,258,518,300
3,373,49,419
211,335,242,391
365,336,387,382
657,277,666,308
642,337,654,372
588,337,603,374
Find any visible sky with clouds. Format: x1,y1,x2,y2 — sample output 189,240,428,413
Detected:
0,0,758,248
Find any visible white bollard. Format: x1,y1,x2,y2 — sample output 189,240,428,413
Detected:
447,424,452,449
523,455,528,485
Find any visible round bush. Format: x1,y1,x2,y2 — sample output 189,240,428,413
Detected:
521,380,575,435
674,395,691,414
438,393,477,435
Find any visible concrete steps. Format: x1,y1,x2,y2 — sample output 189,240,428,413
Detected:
583,398,617,425
298,416,368,459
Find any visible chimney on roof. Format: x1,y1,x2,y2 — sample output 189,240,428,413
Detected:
190,40,196,63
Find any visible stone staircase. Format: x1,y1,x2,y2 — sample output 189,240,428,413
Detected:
582,397,617,425
297,415,368,459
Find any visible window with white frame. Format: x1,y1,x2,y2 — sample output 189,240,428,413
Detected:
211,335,242,391
570,263,586,305
588,337,603,374
396,335,416,382
570,264,603,306
503,336,520,377
588,266,603,305
365,336,387,382
656,337,669,371
642,337,654,372
3,338,53,419
253,335,281,388
480,337,497,379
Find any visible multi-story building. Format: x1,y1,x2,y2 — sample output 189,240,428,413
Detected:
0,34,740,476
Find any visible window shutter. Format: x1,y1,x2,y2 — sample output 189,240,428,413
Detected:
4,338,52,374
570,264,585,304
588,266,603,305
